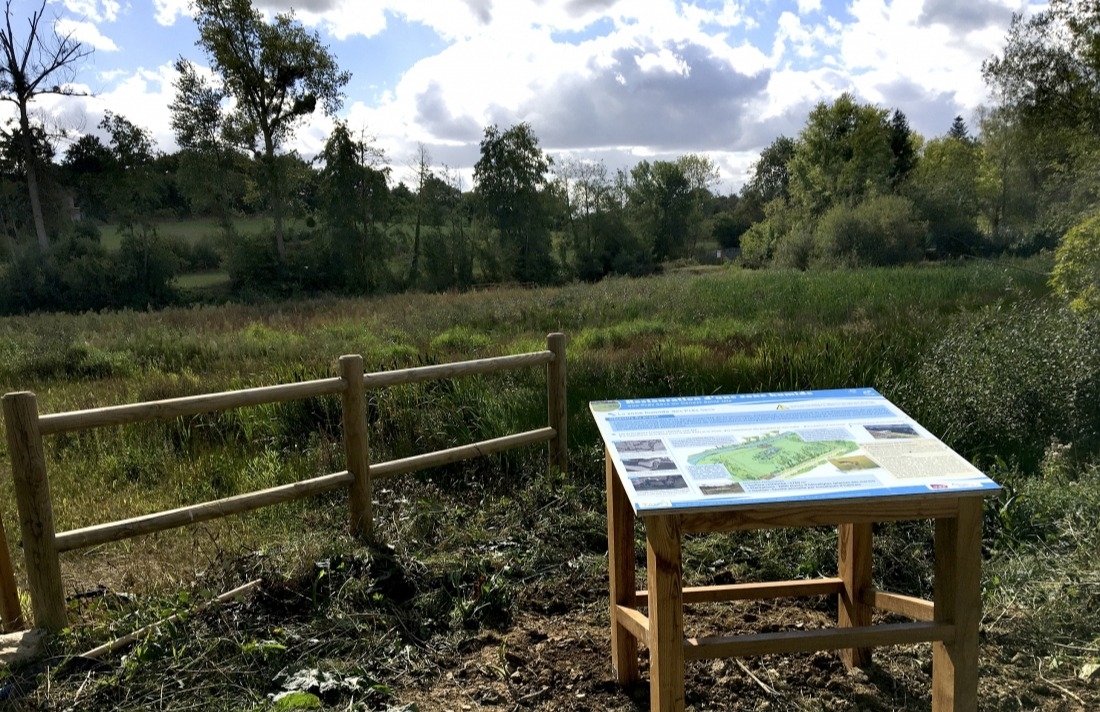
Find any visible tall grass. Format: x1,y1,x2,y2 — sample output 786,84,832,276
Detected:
0,260,1059,576
3,256,1099,710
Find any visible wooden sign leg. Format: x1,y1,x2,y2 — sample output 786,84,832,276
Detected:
606,450,638,683
647,514,684,712
933,498,982,712
838,522,873,667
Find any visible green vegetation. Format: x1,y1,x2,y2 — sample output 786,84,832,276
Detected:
0,259,1096,709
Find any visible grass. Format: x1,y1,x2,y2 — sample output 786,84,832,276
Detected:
0,256,1097,709
96,217,285,251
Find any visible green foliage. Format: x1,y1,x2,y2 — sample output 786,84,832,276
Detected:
907,133,983,257
738,198,795,268
1051,213,1100,314
628,159,694,260
190,0,351,259
811,194,927,267
473,123,555,283
787,93,896,217
904,300,1100,470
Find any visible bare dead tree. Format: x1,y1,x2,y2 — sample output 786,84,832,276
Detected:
0,0,91,249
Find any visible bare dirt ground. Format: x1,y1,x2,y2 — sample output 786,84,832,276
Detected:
394,599,1097,712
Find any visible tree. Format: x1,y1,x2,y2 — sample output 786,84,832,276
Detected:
743,135,797,207
473,123,555,283
101,112,178,307
170,58,247,228
1052,213,1100,315
907,132,982,256
190,0,350,261
628,159,691,261
317,122,390,292
0,0,91,248
982,2,1100,248
888,109,918,188
61,134,114,221
406,142,433,287
787,93,896,218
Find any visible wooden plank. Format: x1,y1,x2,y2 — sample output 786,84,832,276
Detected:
838,522,873,668
606,451,639,684
340,355,372,541
2,392,66,631
369,428,554,479
615,604,649,643
866,589,935,622
647,514,685,712
361,351,553,389
547,333,568,473
678,495,968,532
933,498,983,712
54,471,355,552
37,378,346,435
684,621,954,660
633,578,845,607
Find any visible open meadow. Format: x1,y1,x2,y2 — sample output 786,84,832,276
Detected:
0,259,1098,710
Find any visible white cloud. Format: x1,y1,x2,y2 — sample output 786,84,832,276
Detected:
63,0,121,23
797,0,822,13
153,0,191,26
56,18,118,51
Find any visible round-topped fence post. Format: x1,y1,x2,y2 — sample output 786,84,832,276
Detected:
2,392,66,631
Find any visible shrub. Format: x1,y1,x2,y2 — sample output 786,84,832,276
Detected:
813,194,927,267
903,299,1100,470
1051,213,1100,315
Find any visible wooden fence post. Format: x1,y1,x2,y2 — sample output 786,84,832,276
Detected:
2,392,66,631
547,332,568,473
0,509,24,631
340,356,373,541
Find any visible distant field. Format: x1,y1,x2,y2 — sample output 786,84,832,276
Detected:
98,216,307,251
175,270,231,291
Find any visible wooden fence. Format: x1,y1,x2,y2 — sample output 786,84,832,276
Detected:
0,333,567,632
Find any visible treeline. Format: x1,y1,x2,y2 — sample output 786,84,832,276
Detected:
0,0,1098,315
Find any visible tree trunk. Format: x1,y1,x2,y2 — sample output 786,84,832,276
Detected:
19,104,48,250
263,133,286,262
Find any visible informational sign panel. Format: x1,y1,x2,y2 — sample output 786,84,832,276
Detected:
590,388,1000,514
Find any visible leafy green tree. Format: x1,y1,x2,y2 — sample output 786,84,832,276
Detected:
787,93,896,218
1052,213,1100,315
317,122,390,292
628,159,691,261
907,131,982,256
101,112,178,307
982,2,1100,249
421,166,474,291
0,0,91,249
190,0,350,261
61,134,114,222
552,157,649,279
170,58,249,228
473,123,555,283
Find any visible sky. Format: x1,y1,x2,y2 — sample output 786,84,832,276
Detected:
16,0,1039,192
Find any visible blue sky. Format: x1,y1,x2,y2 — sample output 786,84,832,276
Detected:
19,0,1038,191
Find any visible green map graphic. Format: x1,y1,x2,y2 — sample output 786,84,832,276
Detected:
688,431,857,481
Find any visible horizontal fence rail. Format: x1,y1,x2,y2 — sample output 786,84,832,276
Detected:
0,333,568,632
38,378,348,435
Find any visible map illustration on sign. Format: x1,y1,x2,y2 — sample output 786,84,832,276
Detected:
589,388,1000,513
688,431,858,480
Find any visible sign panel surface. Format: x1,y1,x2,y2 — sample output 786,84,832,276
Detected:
590,388,1000,513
